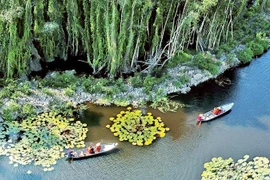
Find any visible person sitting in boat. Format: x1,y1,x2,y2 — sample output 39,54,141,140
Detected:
95,142,101,152
213,107,222,115
80,151,86,157
87,145,95,154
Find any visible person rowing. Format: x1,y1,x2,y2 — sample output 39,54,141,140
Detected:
197,114,204,127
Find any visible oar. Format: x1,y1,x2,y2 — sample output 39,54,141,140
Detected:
197,120,202,127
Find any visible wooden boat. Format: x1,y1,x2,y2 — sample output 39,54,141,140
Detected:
67,143,118,160
199,102,234,122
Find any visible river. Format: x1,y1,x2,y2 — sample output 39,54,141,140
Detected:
1,51,270,180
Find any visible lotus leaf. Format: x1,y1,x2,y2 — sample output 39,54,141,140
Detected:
0,110,88,172
107,107,169,146
201,155,270,179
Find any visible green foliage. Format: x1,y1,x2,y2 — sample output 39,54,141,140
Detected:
0,79,31,99
107,107,170,146
2,0,265,78
179,74,190,84
81,76,96,93
247,41,264,56
22,103,35,116
2,108,13,122
64,85,76,97
255,32,269,51
113,98,130,107
167,51,192,68
201,155,270,179
0,112,88,171
193,53,220,75
42,88,55,97
40,71,79,88
237,48,254,63
143,75,157,93
114,78,127,92
127,73,143,88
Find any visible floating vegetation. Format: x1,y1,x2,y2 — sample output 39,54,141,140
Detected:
201,155,270,179
0,112,88,171
107,107,169,146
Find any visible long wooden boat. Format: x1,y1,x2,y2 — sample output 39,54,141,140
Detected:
67,143,118,160
199,102,234,122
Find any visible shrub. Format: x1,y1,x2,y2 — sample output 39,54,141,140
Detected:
247,41,264,56
64,85,76,97
42,88,55,96
237,48,253,63
143,75,157,92
2,109,13,121
81,76,110,94
40,71,79,88
115,78,127,92
81,76,95,93
127,73,143,88
22,103,35,116
0,79,30,99
167,51,192,68
193,53,220,75
255,32,269,50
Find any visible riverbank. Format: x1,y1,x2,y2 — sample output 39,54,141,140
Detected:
1,7,270,120
0,48,254,121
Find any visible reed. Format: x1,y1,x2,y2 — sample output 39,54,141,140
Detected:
0,0,269,78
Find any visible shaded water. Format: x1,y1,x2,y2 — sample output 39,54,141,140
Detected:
1,52,270,180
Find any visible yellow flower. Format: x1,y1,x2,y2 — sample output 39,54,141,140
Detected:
127,107,132,111
109,117,114,121
159,132,166,138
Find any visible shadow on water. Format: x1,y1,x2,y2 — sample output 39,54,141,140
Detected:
80,108,104,126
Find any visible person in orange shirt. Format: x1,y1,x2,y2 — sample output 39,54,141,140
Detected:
213,107,222,115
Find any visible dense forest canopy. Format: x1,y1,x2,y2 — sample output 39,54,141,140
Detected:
0,0,269,78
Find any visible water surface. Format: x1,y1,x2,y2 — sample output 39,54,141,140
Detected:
1,52,270,180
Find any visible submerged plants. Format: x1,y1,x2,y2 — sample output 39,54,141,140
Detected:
201,155,270,179
0,111,88,171
107,107,170,146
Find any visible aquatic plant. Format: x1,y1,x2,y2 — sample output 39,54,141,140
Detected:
107,107,169,146
201,155,270,179
0,111,88,171
150,96,184,113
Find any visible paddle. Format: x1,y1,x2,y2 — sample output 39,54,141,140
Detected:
197,120,202,127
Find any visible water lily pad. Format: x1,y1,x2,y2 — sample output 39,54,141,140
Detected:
107,107,169,146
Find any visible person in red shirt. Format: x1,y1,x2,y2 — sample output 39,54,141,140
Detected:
95,142,101,152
